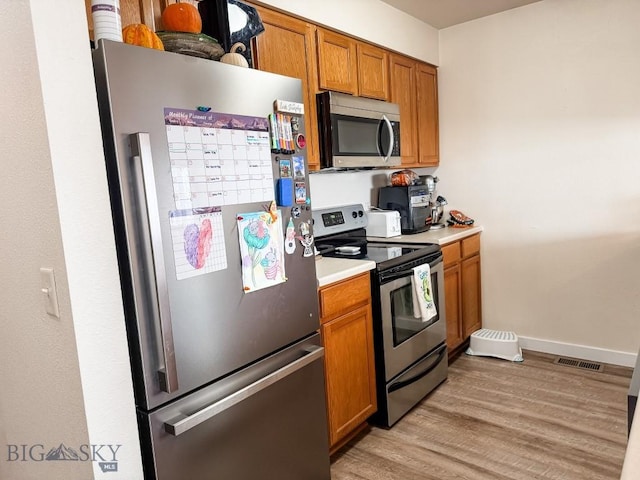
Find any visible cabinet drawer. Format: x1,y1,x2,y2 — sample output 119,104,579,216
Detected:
441,241,461,267
319,273,370,321
461,234,480,258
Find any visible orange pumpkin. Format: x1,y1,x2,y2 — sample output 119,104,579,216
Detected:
122,24,164,50
161,2,202,34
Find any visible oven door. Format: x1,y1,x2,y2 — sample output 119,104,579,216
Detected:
379,260,446,381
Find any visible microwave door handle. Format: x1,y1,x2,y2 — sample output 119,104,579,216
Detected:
131,132,179,394
380,114,394,163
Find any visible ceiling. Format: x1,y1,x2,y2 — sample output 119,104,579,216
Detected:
379,0,543,29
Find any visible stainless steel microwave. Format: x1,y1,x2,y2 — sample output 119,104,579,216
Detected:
317,91,401,169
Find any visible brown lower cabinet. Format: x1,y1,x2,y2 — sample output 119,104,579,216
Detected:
318,272,377,454
442,234,482,356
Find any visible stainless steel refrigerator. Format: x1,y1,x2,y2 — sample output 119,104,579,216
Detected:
92,40,330,480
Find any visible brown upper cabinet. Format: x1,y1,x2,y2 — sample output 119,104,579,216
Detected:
316,28,358,95
356,43,389,100
251,6,320,170
85,1,438,169
390,53,439,167
416,62,439,166
316,28,389,101
389,54,418,166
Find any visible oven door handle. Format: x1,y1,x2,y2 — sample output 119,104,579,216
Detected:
379,257,442,283
388,344,447,393
380,269,414,282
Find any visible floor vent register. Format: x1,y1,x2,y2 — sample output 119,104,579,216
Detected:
553,356,604,372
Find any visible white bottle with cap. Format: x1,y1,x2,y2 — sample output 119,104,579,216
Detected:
91,0,123,43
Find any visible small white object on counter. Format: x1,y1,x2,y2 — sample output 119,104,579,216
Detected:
367,210,402,238
315,256,376,288
368,225,483,245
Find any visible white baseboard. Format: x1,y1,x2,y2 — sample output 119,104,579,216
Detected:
518,336,638,368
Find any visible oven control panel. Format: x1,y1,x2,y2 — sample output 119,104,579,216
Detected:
312,204,367,237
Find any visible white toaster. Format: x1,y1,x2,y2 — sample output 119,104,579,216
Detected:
367,210,402,238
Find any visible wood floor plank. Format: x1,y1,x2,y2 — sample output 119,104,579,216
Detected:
331,350,632,480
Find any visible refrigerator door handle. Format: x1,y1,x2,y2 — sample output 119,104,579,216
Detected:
164,345,324,436
131,132,179,394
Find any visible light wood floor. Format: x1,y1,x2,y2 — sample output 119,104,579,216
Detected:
330,350,632,480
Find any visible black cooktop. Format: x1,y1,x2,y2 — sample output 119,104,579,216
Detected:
315,228,441,271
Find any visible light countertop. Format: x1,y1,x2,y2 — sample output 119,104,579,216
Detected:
315,256,376,288
368,225,483,245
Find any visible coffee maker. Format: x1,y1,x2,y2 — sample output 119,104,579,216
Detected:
378,185,431,234
378,175,448,233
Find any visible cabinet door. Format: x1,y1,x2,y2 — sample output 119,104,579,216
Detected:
252,7,320,169
416,62,440,166
461,254,482,337
444,264,463,351
389,54,418,166
322,304,377,448
316,28,358,95
357,43,388,100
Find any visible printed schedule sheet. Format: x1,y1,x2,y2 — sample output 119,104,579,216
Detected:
164,108,274,210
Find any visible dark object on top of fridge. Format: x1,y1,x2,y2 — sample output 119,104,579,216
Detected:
92,40,329,480
198,0,264,67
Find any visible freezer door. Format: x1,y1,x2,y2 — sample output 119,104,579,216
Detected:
92,41,320,409
139,334,330,480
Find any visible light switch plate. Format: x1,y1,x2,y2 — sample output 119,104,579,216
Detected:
40,267,60,318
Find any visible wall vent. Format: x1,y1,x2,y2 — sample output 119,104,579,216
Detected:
553,356,604,372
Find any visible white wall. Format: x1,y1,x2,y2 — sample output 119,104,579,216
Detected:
0,2,91,478
437,0,640,359
256,0,439,65
0,1,142,479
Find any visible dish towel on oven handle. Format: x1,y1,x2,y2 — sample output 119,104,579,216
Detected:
411,263,437,321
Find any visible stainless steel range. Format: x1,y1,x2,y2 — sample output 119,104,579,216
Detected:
313,204,448,427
